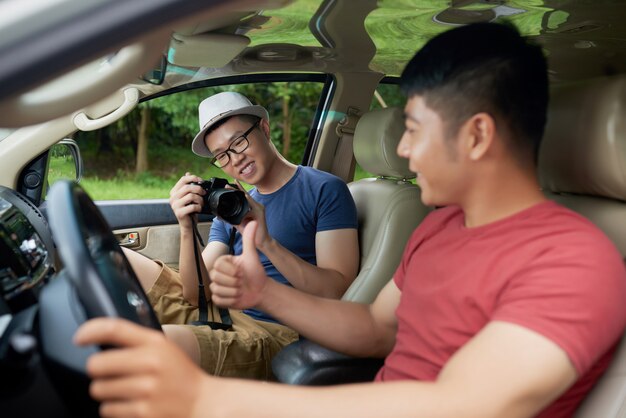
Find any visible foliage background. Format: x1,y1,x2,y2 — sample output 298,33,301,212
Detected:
50,81,405,200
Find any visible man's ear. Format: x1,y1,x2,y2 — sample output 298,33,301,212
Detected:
463,112,496,161
260,118,271,140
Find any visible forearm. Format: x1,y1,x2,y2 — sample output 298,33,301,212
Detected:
206,378,523,418
257,280,391,357
178,227,208,305
211,322,576,418
260,238,350,298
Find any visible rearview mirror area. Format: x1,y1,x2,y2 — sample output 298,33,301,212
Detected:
48,139,83,185
18,139,83,206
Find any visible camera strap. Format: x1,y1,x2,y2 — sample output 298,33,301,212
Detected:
189,217,232,330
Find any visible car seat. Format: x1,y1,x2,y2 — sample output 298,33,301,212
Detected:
343,106,430,303
537,75,626,417
271,106,430,385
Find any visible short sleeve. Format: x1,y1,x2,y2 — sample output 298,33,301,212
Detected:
492,234,626,375
208,216,230,245
316,176,358,232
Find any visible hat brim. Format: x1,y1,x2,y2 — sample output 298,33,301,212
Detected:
191,105,269,158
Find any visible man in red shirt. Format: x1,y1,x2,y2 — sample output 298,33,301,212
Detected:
75,22,626,418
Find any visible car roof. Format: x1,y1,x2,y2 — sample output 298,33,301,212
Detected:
1,0,626,127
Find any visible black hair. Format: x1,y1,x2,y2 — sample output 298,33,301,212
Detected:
400,22,548,165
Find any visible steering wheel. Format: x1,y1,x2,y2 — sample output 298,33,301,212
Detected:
47,180,161,330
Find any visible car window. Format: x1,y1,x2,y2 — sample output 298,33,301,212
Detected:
47,80,326,200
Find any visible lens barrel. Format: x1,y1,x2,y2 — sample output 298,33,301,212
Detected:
194,178,249,225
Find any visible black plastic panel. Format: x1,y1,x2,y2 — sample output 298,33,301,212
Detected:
94,199,213,230
272,339,384,386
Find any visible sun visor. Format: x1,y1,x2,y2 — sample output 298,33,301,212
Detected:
168,33,250,68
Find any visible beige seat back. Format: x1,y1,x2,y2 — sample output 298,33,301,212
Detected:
342,107,430,303
271,108,428,385
538,76,626,417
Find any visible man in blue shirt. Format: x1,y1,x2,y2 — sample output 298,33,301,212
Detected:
124,92,359,379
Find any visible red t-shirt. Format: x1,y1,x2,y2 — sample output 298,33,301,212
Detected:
375,201,626,417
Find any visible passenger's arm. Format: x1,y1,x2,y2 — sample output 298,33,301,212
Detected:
210,221,396,357
178,233,228,306
260,228,359,298
235,181,359,299
169,173,229,305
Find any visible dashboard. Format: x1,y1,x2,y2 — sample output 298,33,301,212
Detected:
0,178,162,417
0,183,153,417
0,187,86,418
0,187,56,338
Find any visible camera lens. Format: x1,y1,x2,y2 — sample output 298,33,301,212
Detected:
207,189,249,224
216,192,243,218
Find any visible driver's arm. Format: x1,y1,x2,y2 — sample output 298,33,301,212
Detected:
256,277,399,357
206,321,577,418
74,317,577,418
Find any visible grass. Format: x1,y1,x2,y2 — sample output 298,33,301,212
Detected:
48,149,386,201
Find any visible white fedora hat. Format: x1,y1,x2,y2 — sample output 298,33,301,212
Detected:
191,92,268,158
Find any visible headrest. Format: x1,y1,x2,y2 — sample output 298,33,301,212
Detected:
539,76,626,201
353,107,415,179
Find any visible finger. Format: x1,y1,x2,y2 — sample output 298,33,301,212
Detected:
174,205,202,219
241,221,258,257
172,192,203,208
171,175,189,193
209,269,240,287
212,294,239,308
234,179,250,195
211,255,238,277
186,173,203,183
170,180,203,201
173,174,201,191
209,282,241,298
84,346,167,378
74,318,163,349
174,183,205,200
90,374,155,401
99,400,145,418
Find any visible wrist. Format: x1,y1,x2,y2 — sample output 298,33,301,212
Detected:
256,279,279,312
180,229,195,242
258,236,277,253
193,375,225,418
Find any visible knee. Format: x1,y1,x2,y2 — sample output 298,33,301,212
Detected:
122,247,161,288
163,325,201,364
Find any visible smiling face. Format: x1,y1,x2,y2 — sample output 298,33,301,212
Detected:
397,95,469,207
204,115,275,185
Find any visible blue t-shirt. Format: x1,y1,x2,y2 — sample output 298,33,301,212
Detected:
209,165,358,322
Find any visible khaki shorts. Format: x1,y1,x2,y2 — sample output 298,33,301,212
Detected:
146,262,299,380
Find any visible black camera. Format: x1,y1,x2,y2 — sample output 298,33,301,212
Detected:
193,178,249,225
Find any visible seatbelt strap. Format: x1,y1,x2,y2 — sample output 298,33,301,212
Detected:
331,106,360,182
217,228,237,326
190,217,232,330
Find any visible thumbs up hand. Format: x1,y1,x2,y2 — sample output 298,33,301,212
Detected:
210,221,268,309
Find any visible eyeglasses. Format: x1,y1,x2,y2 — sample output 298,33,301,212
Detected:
210,119,260,168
